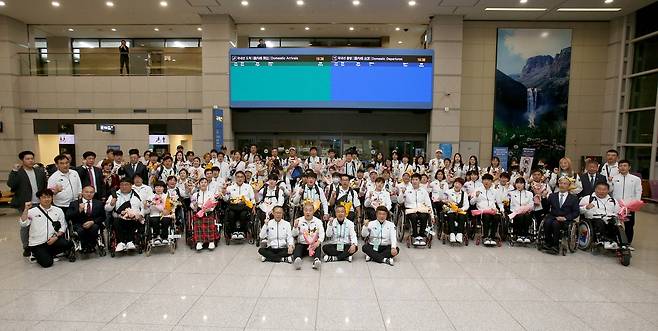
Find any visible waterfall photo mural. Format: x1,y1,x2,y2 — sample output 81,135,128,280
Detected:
493,28,572,168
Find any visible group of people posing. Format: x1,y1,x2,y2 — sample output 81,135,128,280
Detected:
7,144,643,268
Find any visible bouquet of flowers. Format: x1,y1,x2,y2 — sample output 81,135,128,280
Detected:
618,199,645,221
339,200,353,215
302,228,320,256
121,208,142,223
472,209,496,216
443,201,466,215
303,198,321,213
195,194,220,218
508,204,534,219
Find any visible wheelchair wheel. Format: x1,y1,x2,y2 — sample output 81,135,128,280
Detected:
535,219,545,251
577,221,592,251
619,250,631,266
568,222,578,253
396,210,405,243
499,214,509,242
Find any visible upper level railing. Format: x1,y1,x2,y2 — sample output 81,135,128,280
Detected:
18,50,202,76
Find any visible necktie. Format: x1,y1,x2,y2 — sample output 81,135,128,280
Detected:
133,164,137,173
88,167,95,190
559,194,565,207
86,200,92,216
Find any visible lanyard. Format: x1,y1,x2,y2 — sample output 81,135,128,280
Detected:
336,220,346,242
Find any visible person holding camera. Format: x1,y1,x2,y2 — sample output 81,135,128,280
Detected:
18,189,73,268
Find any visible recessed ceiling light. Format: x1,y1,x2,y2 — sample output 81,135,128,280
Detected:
67,28,74,32
520,0,527,3
353,0,360,5
304,26,310,30
159,1,168,7
106,1,114,7
0,1,6,7
111,28,117,31
397,41,403,44
541,31,549,37
154,27,160,31
51,1,60,7
260,26,266,31
556,7,621,11
604,0,614,3
395,27,401,31
296,0,304,5
349,26,355,31
197,27,203,31
408,1,416,6
241,0,248,6
485,7,547,11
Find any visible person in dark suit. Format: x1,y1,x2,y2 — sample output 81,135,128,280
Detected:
119,149,148,181
77,151,104,200
542,177,580,254
579,160,607,198
8,150,47,257
66,186,105,253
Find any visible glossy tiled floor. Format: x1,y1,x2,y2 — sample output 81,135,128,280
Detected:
0,209,657,331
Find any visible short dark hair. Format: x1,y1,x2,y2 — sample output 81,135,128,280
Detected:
481,174,494,181
375,177,385,183
310,146,317,151
411,173,422,180
618,159,631,166
153,181,166,188
114,150,123,156
268,173,279,181
335,204,346,211
166,175,177,182
606,149,619,155
18,150,34,160
178,168,189,175
53,154,69,164
211,166,220,172
129,149,139,156
36,188,54,198
119,177,133,185
186,151,195,157
515,177,526,186
531,168,543,175
162,155,173,162
83,151,96,159
306,172,317,179
453,177,465,185
499,172,510,180
234,170,245,177
375,205,390,217
595,182,610,189
106,148,115,154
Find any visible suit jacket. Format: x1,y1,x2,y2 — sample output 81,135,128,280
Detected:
77,165,104,197
546,192,580,221
66,198,106,227
7,167,47,210
119,162,148,181
579,173,607,198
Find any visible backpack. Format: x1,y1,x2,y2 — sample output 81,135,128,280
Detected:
260,185,281,204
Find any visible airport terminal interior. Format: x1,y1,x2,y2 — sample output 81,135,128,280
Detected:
1,0,658,330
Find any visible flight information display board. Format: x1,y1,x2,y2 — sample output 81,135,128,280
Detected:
229,48,434,109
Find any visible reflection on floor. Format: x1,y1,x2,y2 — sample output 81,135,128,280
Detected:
0,208,656,330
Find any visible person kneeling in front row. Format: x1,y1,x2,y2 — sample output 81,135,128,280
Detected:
19,189,73,268
258,206,294,263
323,205,358,263
361,206,398,266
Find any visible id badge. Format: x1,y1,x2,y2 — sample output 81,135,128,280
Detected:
337,243,344,252
373,238,381,251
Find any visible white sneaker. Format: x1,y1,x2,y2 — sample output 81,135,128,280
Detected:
516,237,523,243
294,257,302,270
261,256,266,262
449,233,456,243
238,232,245,240
126,242,136,250
348,255,353,263
385,258,395,266
604,241,612,250
115,242,126,252
610,242,619,249
628,245,635,251
231,232,238,240
323,255,329,263
208,242,215,250
196,242,203,251
286,256,293,264
313,258,321,269
365,255,371,262
419,239,427,246
161,239,169,245
485,239,493,246
456,233,463,243
523,237,531,244
154,239,162,245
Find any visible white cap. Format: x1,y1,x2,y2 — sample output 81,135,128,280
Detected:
435,149,443,154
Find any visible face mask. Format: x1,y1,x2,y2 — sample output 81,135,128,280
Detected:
332,177,340,184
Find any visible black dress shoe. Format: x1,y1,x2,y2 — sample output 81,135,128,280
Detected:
22,248,30,257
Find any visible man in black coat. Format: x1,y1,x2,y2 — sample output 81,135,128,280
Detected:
579,159,607,198
542,177,580,253
66,186,105,253
8,150,47,257
77,151,104,200
119,148,148,181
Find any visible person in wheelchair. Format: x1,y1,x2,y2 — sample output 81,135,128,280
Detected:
166,175,188,232
292,201,325,270
445,177,469,244
105,178,144,253
364,177,392,222
471,174,504,246
508,178,535,244
580,182,624,250
145,181,175,245
398,173,433,246
66,185,105,253
292,171,328,221
361,206,398,266
258,206,294,263
19,189,74,268
333,174,361,222
323,205,358,262
223,171,256,240
257,173,285,223
542,177,580,254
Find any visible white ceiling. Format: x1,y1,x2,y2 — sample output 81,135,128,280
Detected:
0,0,653,25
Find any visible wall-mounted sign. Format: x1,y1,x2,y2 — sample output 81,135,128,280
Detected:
98,124,115,133
58,134,75,145
149,135,169,145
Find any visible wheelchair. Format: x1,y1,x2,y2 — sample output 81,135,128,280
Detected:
507,213,539,247
469,212,505,247
144,216,178,256
439,212,470,246
581,216,631,266
107,216,146,257
536,217,578,256
68,219,107,259
400,210,433,249
222,203,256,245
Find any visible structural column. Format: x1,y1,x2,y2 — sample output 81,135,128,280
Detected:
200,14,236,152
428,15,463,158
